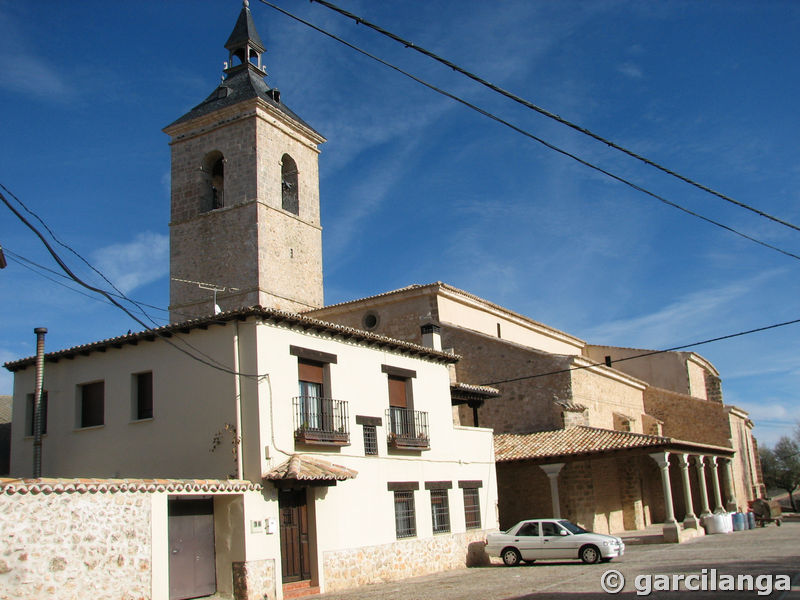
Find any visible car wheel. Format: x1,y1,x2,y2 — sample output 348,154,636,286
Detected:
502,547,522,566
580,545,601,564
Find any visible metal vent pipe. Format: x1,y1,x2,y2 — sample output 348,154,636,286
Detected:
32,327,47,478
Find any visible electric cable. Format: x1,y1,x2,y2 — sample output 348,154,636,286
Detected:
1,188,266,378
308,0,800,235
0,182,164,330
481,316,800,387
258,0,800,263
4,247,170,316
2,246,245,371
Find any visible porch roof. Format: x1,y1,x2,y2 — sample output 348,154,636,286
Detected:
494,426,734,463
265,455,357,483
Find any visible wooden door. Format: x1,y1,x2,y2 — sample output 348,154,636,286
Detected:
279,489,311,582
168,498,216,600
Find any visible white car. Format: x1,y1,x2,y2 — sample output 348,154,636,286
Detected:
485,519,625,566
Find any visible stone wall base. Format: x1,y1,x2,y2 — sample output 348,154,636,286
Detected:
232,558,276,600
322,530,490,592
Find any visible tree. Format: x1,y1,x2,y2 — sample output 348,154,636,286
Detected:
760,435,800,512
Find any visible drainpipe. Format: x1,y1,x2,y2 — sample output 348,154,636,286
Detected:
32,327,47,478
233,321,244,480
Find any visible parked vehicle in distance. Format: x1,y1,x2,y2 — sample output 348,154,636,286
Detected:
485,519,625,566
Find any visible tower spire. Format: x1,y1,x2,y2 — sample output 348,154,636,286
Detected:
225,0,267,75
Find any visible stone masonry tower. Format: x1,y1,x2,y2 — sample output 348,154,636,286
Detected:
164,1,326,321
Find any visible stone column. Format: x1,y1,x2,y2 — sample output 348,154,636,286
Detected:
722,458,738,511
540,463,565,519
708,456,725,513
694,455,712,518
650,452,679,542
677,454,699,528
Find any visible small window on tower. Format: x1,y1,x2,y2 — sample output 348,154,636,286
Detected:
281,154,299,215
201,151,225,213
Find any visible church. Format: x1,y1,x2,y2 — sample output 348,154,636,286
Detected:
2,2,763,600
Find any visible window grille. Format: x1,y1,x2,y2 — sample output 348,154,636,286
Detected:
463,487,481,529
363,424,378,455
430,489,451,534
393,490,416,539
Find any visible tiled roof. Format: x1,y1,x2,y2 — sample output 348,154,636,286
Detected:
494,426,733,463
3,305,460,372
555,400,587,413
0,478,261,495
265,455,357,482
450,382,500,397
308,282,585,347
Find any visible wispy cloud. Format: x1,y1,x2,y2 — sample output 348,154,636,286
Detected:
583,269,782,348
91,232,169,294
0,8,74,101
617,62,643,79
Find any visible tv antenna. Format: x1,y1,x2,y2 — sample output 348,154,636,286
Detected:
172,277,240,314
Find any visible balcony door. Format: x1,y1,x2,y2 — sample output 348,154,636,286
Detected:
388,375,412,436
298,360,324,430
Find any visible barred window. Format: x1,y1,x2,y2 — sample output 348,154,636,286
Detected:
463,487,481,529
430,489,451,534
363,424,378,455
394,490,416,538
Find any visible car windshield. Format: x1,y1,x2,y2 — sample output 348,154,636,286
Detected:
559,520,588,534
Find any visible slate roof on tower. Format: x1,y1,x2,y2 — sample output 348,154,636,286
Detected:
165,2,322,138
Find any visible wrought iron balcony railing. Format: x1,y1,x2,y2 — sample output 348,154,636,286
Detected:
293,396,350,446
385,407,430,450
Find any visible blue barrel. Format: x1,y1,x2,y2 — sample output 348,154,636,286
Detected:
747,512,756,529
733,512,744,531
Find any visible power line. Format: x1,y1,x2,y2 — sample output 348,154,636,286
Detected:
481,316,800,387
0,187,264,378
0,182,161,330
308,0,800,236
258,0,800,263
2,245,244,371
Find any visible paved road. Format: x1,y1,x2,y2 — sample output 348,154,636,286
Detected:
317,522,800,599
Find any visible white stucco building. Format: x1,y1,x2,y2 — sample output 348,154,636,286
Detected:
5,307,498,599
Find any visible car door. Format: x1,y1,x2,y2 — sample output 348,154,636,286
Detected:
512,521,542,561
540,520,576,559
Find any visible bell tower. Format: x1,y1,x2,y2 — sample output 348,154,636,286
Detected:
164,0,326,321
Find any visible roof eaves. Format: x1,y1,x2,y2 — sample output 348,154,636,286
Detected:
3,306,460,372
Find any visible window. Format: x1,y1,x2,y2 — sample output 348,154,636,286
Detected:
281,154,299,215
462,484,482,529
393,490,416,538
387,375,410,437
201,151,225,212
24,391,48,436
133,371,153,420
79,381,104,428
517,522,538,536
362,311,379,330
430,489,451,533
363,425,378,455
542,521,563,537
297,359,324,429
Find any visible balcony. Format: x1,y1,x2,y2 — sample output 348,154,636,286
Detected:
293,397,350,446
385,407,430,450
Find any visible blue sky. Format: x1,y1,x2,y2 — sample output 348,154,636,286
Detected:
1,1,799,447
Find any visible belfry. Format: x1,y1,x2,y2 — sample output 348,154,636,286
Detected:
164,0,326,321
